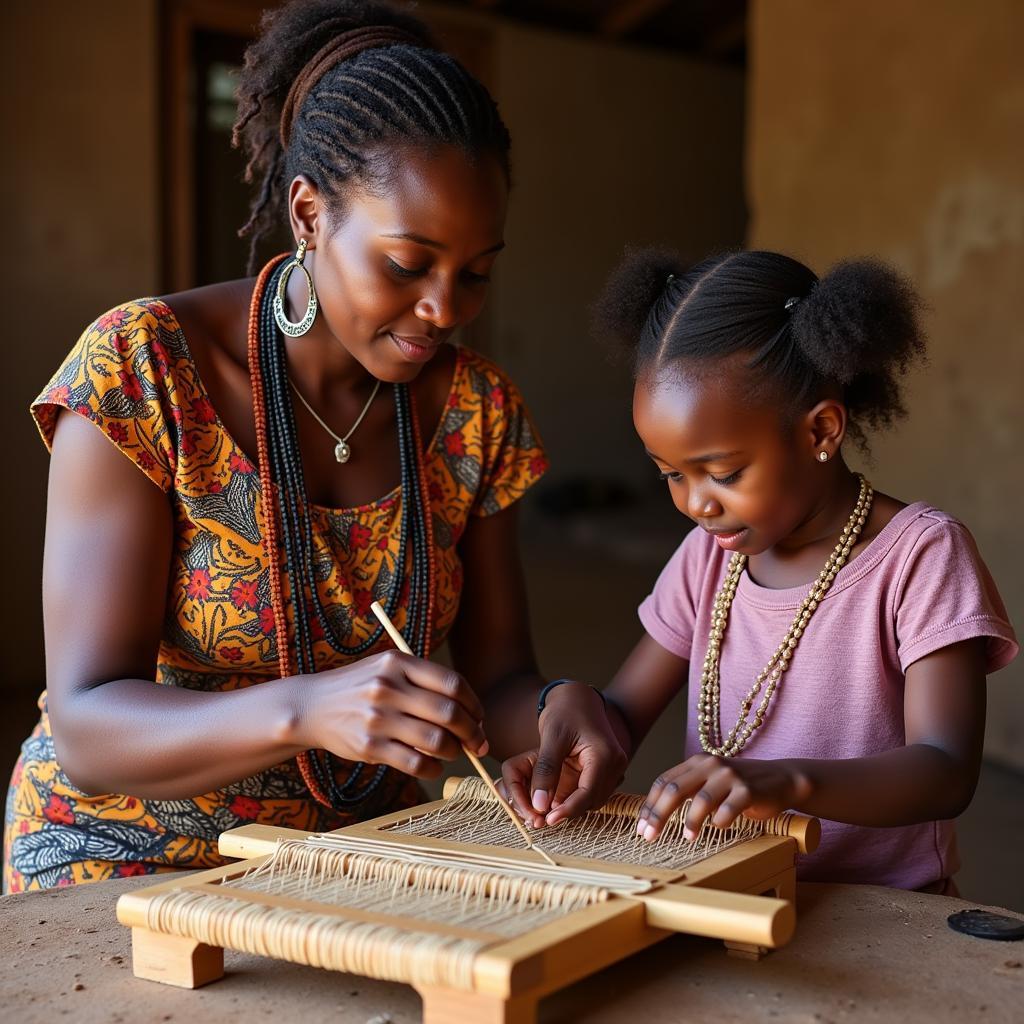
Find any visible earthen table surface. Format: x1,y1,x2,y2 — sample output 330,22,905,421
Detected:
2,876,1021,1023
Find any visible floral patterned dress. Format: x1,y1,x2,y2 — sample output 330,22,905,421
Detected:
3,299,547,892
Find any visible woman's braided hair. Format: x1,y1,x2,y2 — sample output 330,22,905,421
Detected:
233,0,511,272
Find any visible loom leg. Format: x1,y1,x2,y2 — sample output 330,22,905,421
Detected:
130,927,225,988
756,866,796,903
724,940,770,961
418,986,537,1024
725,867,798,960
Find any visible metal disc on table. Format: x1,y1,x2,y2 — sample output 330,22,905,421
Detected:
947,909,1024,941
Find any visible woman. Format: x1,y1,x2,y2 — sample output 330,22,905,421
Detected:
3,0,620,891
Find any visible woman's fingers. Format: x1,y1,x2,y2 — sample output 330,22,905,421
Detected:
392,652,484,720
386,712,465,763
380,654,488,754
363,737,445,779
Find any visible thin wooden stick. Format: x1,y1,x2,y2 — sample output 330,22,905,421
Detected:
371,601,558,866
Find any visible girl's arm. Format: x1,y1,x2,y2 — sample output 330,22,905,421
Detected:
44,412,486,799
499,633,691,827
638,637,987,840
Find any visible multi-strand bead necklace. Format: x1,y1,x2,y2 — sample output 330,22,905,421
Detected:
248,254,437,811
697,474,874,757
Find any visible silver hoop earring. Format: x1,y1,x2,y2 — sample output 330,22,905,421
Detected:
818,450,830,462
273,239,318,337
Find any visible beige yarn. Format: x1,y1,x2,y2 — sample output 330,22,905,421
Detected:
387,777,766,871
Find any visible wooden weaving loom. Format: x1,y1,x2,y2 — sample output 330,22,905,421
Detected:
117,776,820,1023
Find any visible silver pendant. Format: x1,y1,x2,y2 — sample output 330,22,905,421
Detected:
334,440,351,463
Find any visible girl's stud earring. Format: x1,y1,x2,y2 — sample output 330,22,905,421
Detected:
818,450,830,462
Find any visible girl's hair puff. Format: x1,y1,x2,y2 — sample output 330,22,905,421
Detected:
233,0,511,272
594,248,926,449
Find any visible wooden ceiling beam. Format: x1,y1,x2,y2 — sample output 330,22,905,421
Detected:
601,0,674,38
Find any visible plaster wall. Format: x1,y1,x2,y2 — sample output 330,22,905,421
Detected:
747,0,1024,768
490,19,747,490
0,2,161,696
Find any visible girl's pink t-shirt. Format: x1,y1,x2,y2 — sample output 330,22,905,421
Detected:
638,502,1018,889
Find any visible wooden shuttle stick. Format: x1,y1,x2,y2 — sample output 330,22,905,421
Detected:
371,600,558,866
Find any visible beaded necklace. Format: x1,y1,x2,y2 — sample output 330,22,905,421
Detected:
248,255,437,810
697,475,873,757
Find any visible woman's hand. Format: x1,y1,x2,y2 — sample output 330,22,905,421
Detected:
301,651,489,780
638,754,812,841
501,681,627,828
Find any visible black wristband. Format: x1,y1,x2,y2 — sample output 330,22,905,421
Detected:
537,679,607,718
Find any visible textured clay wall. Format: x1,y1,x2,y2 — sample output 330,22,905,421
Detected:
492,20,746,490
747,0,1024,768
0,2,161,715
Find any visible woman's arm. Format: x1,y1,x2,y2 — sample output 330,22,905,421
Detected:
44,411,486,799
638,638,987,840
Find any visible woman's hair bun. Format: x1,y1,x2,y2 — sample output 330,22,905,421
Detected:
792,258,925,386
233,0,508,273
592,246,687,348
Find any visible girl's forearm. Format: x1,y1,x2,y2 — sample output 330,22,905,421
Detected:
600,695,637,760
482,674,637,764
480,670,546,760
51,676,309,799
786,743,980,827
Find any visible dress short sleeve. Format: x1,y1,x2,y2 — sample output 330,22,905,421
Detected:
637,526,712,661
31,300,183,492
894,517,1018,673
455,350,548,517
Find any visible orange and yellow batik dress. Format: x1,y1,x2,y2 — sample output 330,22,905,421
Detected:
3,298,547,892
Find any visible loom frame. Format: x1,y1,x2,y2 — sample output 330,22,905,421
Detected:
117,778,819,1024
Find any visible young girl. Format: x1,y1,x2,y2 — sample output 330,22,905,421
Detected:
501,249,1017,892
4,0,552,892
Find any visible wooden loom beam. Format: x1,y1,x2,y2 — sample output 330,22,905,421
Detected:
419,986,537,1024
217,822,315,859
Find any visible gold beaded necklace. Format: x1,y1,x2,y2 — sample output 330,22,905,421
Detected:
697,474,874,757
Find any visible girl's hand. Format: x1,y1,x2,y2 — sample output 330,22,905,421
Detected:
638,754,812,842
501,681,627,829
301,651,488,780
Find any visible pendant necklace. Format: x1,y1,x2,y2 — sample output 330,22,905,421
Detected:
288,375,381,463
